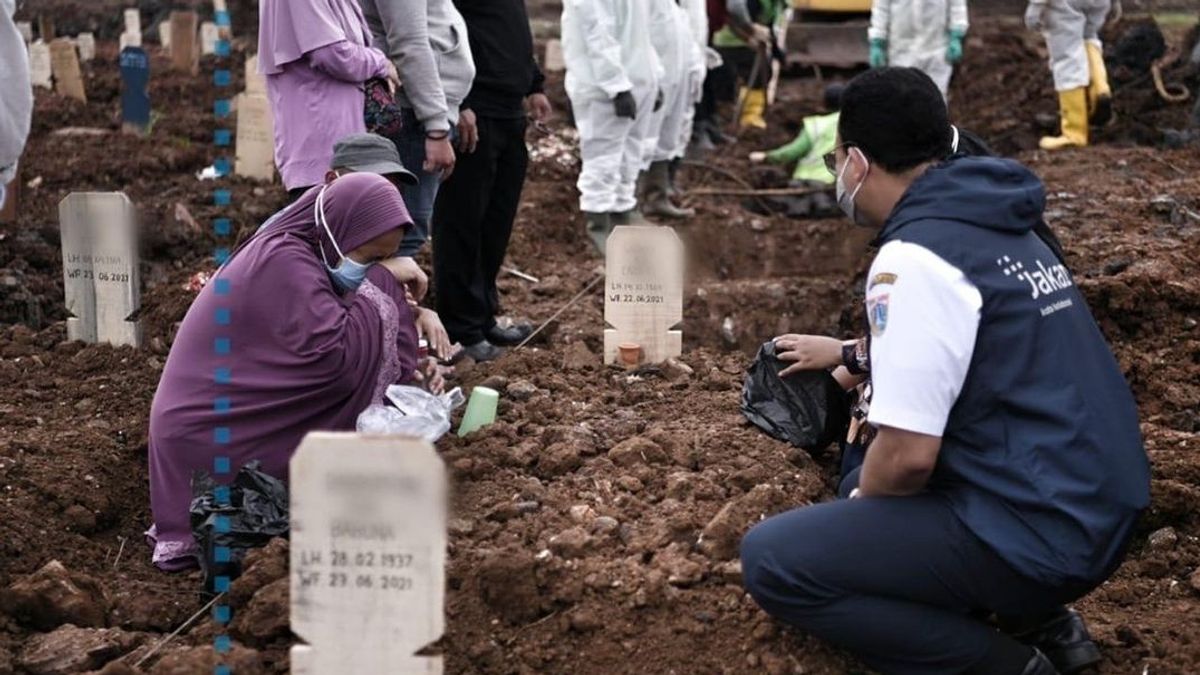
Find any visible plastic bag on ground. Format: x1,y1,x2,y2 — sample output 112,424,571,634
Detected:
740,340,851,451
190,461,289,592
355,385,465,442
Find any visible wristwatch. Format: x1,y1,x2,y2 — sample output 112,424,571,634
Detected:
841,338,869,375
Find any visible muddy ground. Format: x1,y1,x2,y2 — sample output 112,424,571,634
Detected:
1,4,1200,675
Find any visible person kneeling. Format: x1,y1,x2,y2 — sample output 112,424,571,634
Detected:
739,68,1149,675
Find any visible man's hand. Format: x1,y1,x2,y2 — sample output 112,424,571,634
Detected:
1024,1,1047,31
457,109,479,154
613,91,637,120
857,426,941,497
424,135,456,180
750,23,772,48
384,60,402,94
379,256,428,302
774,334,843,376
526,93,552,122
414,307,453,360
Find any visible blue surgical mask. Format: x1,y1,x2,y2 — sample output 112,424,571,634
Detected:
314,186,370,292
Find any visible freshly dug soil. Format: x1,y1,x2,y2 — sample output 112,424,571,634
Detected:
1,6,1199,675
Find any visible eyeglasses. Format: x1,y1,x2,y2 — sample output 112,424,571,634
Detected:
823,143,856,176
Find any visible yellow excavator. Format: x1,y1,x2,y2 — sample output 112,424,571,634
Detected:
786,0,873,67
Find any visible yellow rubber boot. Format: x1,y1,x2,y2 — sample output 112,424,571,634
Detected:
1085,42,1114,126
739,88,768,130
1040,87,1089,150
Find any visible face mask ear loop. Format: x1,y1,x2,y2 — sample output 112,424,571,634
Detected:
950,125,960,154
314,186,345,270
848,147,869,203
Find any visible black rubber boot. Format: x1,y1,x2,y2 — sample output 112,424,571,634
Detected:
1021,649,1060,675
1011,609,1100,674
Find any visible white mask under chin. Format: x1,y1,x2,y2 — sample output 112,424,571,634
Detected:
835,147,871,227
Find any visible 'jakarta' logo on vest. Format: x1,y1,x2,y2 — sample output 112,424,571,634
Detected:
996,255,1075,301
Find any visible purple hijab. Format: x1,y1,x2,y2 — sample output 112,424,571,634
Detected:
258,0,372,75
147,173,418,570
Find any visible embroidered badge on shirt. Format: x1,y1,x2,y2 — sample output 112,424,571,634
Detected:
867,293,890,336
869,272,897,290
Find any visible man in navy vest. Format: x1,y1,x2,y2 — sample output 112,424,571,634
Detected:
740,67,1149,675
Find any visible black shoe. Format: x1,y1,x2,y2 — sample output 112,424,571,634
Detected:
461,340,504,362
1022,649,1060,675
485,323,533,346
1013,610,1100,674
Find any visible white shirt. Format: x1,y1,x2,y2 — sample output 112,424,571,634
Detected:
866,240,982,437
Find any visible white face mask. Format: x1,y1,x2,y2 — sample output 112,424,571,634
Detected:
314,186,370,292
835,147,871,227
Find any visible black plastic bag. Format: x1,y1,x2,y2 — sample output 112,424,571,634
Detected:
190,461,289,592
741,340,851,451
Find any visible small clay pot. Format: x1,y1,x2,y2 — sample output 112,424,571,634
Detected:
618,342,642,366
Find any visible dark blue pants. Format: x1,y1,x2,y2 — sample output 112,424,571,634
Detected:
740,493,1093,674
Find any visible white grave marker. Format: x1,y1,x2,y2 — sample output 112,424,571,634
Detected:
17,21,33,43
123,8,141,36
200,21,219,55
50,39,87,103
544,39,565,73
244,55,266,95
119,31,142,50
235,92,276,181
290,433,446,675
59,193,142,347
158,21,172,50
29,42,52,90
76,33,95,62
603,225,684,364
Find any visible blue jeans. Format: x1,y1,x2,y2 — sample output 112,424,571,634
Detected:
395,108,455,257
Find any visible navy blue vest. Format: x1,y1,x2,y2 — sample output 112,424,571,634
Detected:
877,158,1149,586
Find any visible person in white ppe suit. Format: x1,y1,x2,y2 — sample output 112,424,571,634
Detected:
0,0,33,211
868,0,969,98
1026,0,1115,150
562,0,663,254
639,0,708,219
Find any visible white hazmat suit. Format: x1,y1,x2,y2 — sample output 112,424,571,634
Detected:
869,0,968,96
0,0,32,200
1032,0,1111,91
646,0,708,165
562,0,662,214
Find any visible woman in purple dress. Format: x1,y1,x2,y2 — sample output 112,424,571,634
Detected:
147,173,423,570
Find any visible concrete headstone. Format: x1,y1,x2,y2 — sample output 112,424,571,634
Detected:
603,225,685,364
123,8,141,37
38,15,55,41
235,92,276,181
59,193,142,347
119,31,142,50
76,33,95,62
169,11,199,74
544,39,565,73
29,41,52,90
17,21,33,43
50,39,87,103
120,47,151,135
244,55,266,95
200,22,218,55
289,433,446,675
158,21,172,50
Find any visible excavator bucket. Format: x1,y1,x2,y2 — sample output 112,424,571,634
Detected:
788,0,872,68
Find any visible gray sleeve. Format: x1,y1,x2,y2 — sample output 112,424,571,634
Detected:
359,0,451,132
725,0,754,32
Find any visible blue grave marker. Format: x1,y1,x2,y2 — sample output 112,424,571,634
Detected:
119,46,151,135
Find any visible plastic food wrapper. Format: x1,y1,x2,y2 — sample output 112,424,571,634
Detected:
740,340,851,451
355,385,466,442
189,461,289,591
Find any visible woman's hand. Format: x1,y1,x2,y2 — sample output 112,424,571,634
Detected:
379,256,428,302
385,60,402,94
414,307,453,360
773,334,843,377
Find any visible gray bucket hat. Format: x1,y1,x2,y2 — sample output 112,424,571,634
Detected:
331,133,418,185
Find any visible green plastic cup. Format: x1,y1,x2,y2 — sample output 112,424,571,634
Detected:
457,386,499,436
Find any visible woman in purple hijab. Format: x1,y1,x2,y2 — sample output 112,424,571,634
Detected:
258,0,400,197
147,173,421,570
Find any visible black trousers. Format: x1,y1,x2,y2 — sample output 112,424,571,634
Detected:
741,491,1098,674
431,115,529,345
716,45,770,89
